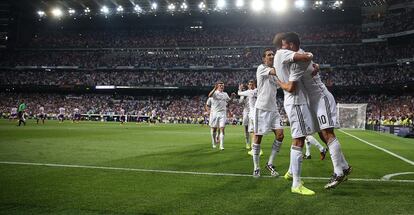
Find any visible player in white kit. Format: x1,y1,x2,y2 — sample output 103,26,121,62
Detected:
238,83,252,149
119,108,126,124
251,48,285,178
274,32,316,195
73,108,81,123
205,97,221,147
208,81,231,150
282,36,352,189
58,107,65,123
37,106,46,124
303,135,327,160
9,107,17,121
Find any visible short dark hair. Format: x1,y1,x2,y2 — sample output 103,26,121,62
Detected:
283,32,300,47
272,32,285,49
262,48,273,58
216,81,224,85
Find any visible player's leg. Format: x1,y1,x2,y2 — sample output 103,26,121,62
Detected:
316,94,351,188
251,109,266,177
265,112,284,177
218,113,226,150
304,137,312,159
286,104,315,195
306,135,327,160
242,113,250,149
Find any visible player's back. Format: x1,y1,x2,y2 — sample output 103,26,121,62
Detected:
275,49,308,105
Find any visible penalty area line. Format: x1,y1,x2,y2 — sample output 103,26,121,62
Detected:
1,161,414,183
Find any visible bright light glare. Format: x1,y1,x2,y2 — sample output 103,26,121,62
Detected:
134,5,142,12
295,0,305,8
116,6,124,12
151,2,158,10
251,0,264,11
84,7,91,13
51,8,63,17
198,2,206,9
181,2,188,10
100,6,109,14
37,10,45,17
168,3,176,11
68,8,76,15
271,0,288,12
217,0,226,9
236,0,244,8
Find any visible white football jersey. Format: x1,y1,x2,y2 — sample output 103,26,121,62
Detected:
299,49,331,103
59,107,65,114
11,107,17,114
211,91,230,112
120,109,125,115
239,96,250,114
274,49,308,105
39,107,45,113
255,64,278,112
238,89,258,116
74,108,79,114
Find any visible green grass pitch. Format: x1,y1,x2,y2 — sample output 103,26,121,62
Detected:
0,120,413,214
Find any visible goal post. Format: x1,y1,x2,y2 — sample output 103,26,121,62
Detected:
336,103,368,129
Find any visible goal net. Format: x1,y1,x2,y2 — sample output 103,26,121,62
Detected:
336,103,368,129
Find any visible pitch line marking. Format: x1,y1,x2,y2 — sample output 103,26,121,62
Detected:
338,130,414,166
1,161,414,183
381,172,414,180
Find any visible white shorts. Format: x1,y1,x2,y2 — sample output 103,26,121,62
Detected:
209,111,226,128
248,116,254,133
242,111,249,126
253,108,283,135
310,93,338,130
285,104,316,139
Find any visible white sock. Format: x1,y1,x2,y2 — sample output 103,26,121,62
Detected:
219,133,224,148
308,136,325,152
328,138,344,176
210,129,216,146
290,145,303,188
305,140,311,157
268,140,282,165
252,143,260,170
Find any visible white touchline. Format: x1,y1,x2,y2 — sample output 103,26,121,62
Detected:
1,161,413,183
382,172,414,180
339,130,414,166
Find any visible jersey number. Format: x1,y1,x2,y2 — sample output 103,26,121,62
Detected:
318,115,327,125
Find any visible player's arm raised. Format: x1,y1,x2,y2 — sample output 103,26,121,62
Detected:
276,79,296,93
208,84,217,97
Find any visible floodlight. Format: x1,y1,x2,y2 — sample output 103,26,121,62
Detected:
116,6,124,12
251,0,264,12
236,0,244,8
84,7,91,13
199,2,206,10
295,0,305,8
51,8,63,18
168,3,176,11
151,2,158,10
100,6,109,14
271,0,288,12
37,10,46,17
134,5,143,12
217,0,226,9
181,2,188,10
68,8,76,15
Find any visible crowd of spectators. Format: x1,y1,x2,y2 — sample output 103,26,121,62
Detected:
25,24,360,48
1,63,412,87
2,41,413,68
1,93,412,126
